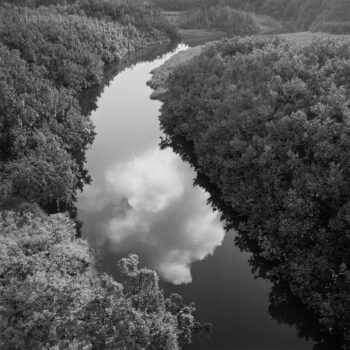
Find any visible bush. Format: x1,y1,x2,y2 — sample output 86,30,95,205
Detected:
160,36,350,346
180,5,259,36
0,43,94,206
0,1,175,209
0,210,198,349
312,21,350,34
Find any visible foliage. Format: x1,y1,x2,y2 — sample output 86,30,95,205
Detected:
160,36,350,346
0,0,177,40
0,0,76,6
152,0,350,34
0,210,198,349
0,43,93,207
0,3,196,349
150,0,206,11
221,0,350,33
0,1,175,210
180,5,259,36
0,4,170,92
311,21,350,35
73,0,178,40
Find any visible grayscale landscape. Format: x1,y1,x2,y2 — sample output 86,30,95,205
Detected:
1,0,350,349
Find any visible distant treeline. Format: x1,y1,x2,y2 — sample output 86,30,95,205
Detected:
153,0,350,34
0,0,176,212
180,5,259,36
160,37,350,347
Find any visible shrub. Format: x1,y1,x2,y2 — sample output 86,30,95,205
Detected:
160,36,350,346
0,210,198,349
180,5,259,35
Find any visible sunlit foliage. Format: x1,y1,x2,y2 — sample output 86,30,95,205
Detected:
0,210,197,349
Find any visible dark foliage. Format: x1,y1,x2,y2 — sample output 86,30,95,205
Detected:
0,211,198,349
0,1,175,210
152,0,350,34
180,5,259,36
160,36,350,347
0,2,197,349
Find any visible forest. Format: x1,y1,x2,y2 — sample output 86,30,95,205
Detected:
152,0,350,34
3,0,350,348
0,0,176,211
179,5,259,36
0,211,198,349
0,1,203,348
160,37,350,347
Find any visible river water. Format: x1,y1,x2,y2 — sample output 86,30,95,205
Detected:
77,42,332,350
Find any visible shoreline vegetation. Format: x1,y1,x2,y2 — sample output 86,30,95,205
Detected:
158,36,350,348
148,32,350,101
2,0,350,348
0,1,206,349
152,0,350,35
0,0,177,213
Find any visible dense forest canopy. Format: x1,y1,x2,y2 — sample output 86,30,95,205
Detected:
3,0,350,347
152,0,350,33
160,36,350,347
180,5,259,36
0,1,199,349
0,0,176,211
0,210,198,349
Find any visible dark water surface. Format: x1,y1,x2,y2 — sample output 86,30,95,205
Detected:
77,42,331,350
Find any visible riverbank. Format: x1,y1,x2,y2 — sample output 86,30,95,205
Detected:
148,31,350,102
156,35,350,347
0,2,203,349
0,1,177,213
148,44,205,100
77,40,323,350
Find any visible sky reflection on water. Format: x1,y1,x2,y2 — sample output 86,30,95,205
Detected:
78,44,225,284
77,43,319,350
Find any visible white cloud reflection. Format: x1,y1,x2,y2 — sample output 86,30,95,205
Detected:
106,148,185,212
81,148,225,284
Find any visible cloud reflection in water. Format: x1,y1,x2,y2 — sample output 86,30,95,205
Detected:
80,147,225,284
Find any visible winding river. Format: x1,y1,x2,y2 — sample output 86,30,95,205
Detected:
77,41,332,350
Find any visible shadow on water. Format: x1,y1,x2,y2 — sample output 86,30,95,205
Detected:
162,135,342,350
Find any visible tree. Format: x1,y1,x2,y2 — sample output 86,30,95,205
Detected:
0,211,196,350
160,36,350,346
0,210,198,349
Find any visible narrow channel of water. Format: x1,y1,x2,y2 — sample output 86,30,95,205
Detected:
77,43,326,350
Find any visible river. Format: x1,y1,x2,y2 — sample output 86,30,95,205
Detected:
77,41,334,350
